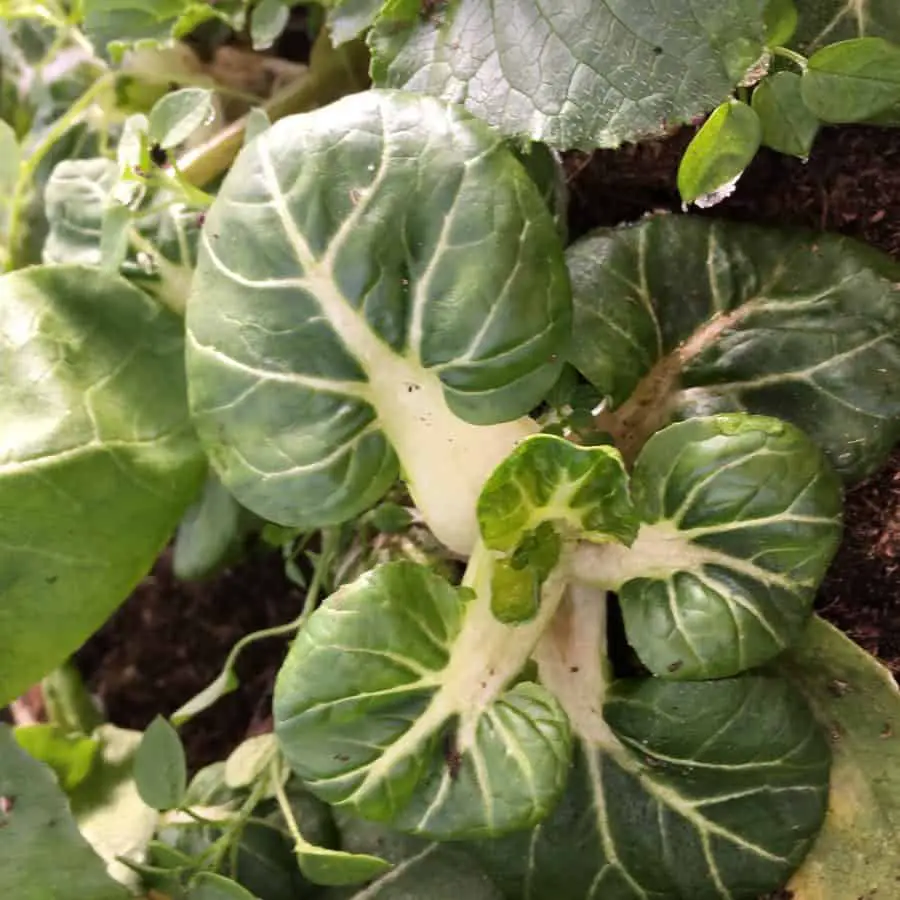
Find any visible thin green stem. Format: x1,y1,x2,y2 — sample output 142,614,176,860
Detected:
271,755,307,852
5,72,114,269
773,46,809,71
127,226,192,317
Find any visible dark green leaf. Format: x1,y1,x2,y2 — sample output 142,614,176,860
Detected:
802,37,900,122
13,725,98,793
0,724,128,899
764,0,799,46
190,872,259,900
565,215,900,482
0,266,204,705
678,100,761,205
135,717,187,810
752,70,820,157
370,0,768,149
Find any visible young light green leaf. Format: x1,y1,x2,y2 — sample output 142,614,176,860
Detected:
13,725,99,793
186,90,570,556
576,414,843,680
802,37,900,122
752,70,820,157
99,202,132,272
677,99,761,205
764,0,799,46
565,215,900,482
0,724,129,899
190,872,258,900
274,560,571,839
0,266,205,706
171,668,240,727
251,0,290,50
148,87,215,149
224,734,277,790
370,0,768,149
135,717,187,811
782,617,900,900
474,670,830,900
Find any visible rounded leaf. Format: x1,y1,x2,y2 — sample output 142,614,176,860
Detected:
0,265,204,705
186,90,570,554
473,674,830,900
566,215,900,482
752,71,820,158
135,716,187,811
274,561,571,839
615,415,842,679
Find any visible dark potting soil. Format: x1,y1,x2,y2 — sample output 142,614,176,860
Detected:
75,126,900,771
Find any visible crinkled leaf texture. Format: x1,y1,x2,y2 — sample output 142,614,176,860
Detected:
369,0,769,149
572,415,843,680
186,89,570,555
0,724,129,900
566,215,900,482
0,265,205,705
472,674,830,900
274,560,572,839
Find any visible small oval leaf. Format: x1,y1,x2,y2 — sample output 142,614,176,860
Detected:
135,716,187,811
148,88,215,149
752,70,820,157
678,99,761,205
250,0,289,50
189,872,258,899
764,0,799,46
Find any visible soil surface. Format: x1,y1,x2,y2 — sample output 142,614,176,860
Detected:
72,126,900,771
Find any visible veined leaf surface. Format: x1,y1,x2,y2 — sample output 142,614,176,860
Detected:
0,265,204,705
369,0,769,149
566,215,900,482
186,90,570,555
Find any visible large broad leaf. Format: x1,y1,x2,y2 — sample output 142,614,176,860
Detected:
473,590,831,900
369,0,769,149
566,215,900,483
792,0,900,51
274,560,571,839
781,617,900,899
573,415,843,680
0,724,129,900
186,89,570,555
0,265,204,705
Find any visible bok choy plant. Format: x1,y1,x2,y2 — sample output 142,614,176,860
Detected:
178,87,900,899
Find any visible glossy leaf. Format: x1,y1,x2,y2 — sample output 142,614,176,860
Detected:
474,673,830,900
148,88,215,149
782,617,900,899
186,90,570,555
369,0,768,149
13,724,98,793
802,37,900,123
752,70,819,157
0,724,128,899
678,100,761,205
0,265,204,705
576,415,843,679
566,215,900,482
274,560,571,838
135,717,187,810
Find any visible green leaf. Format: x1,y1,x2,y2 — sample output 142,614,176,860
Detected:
69,725,159,891
802,37,900,122
171,668,240,726
325,0,384,45
0,118,20,196
293,841,391,887
251,0,290,50
474,670,830,900
274,560,571,838
764,0,799,46
173,472,255,581
190,872,259,900
224,734,277,790
148,87,215,149
13,725,99,793
792,0,900,51
677,100,761,205
135,717,187,810
243,107,272,146
752,70,820,157
508,141,568,243
186,90,570,556
565,215,900,482
0,724,129,900
0,265,204,706
100,201,132,272
782,617,900,899
581,414,843,679
370,0,768,149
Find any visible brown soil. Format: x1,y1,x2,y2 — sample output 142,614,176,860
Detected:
71,126,900,771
